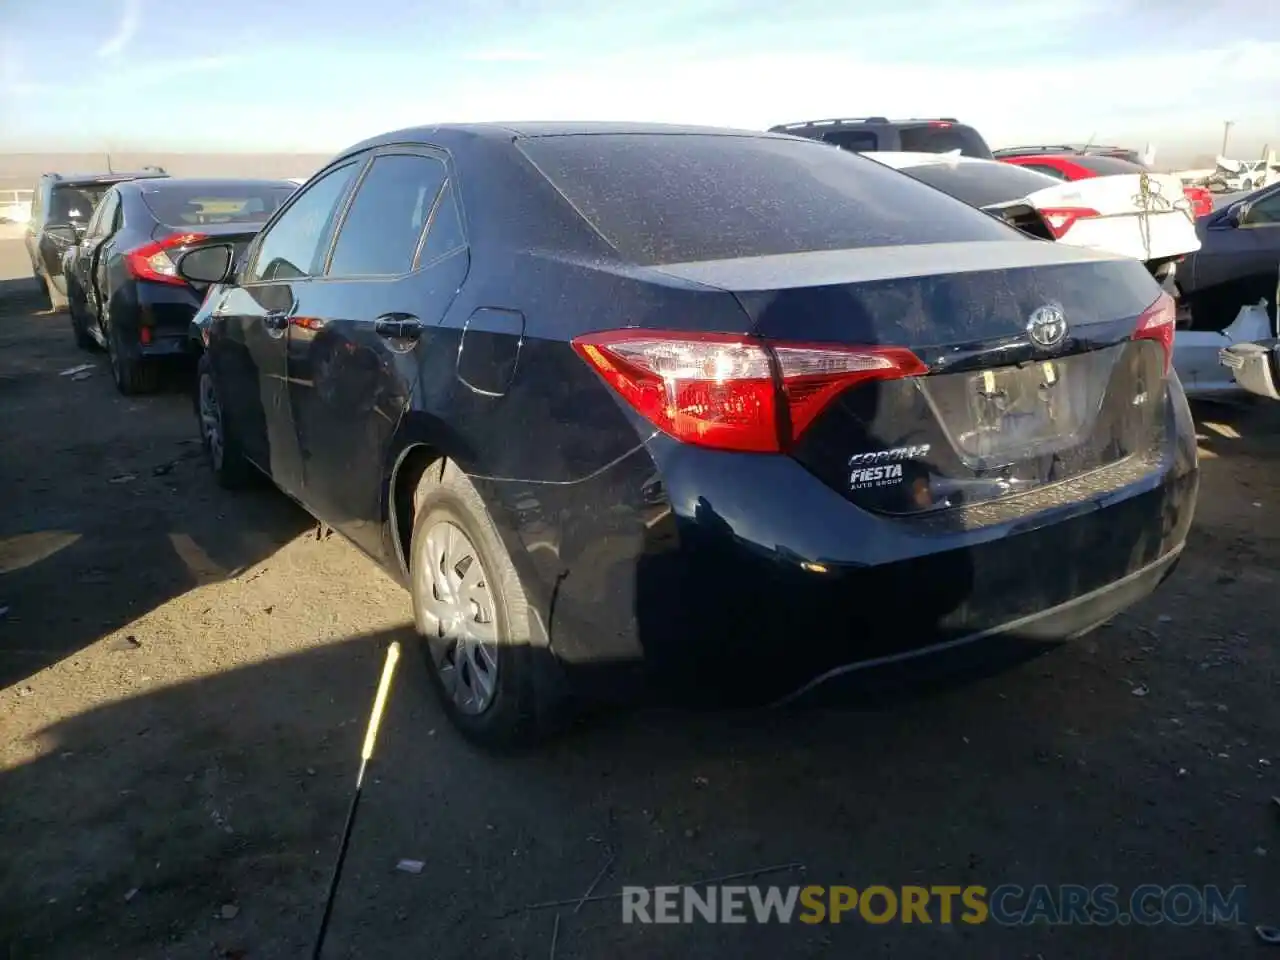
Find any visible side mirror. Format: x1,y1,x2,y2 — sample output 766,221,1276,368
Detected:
45,224,76,244
176,244,235,285
1225,201,1249,226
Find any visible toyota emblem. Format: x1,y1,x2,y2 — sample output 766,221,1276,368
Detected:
1027,303,1068,348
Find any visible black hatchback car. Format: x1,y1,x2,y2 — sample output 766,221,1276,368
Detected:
179,123,1199,748
23,168,167,310
58,177,296,393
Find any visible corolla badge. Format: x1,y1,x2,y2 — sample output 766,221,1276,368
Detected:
1027,303,1068,348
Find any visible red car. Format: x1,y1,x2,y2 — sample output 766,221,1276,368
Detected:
997,152,1214,218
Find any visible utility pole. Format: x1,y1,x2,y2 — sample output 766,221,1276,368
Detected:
1221,120,1234,157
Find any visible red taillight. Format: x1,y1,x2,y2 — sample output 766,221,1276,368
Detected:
1133,291,1176,375
124,232,208,286
570,330,926,453
1182,186,1212,218
1037,207,1102,239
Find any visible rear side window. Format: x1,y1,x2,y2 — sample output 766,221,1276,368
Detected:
897,124,992,159
899,161,1062,208
328,154,448,277
518,134,1017,266
416,180,465,265
246,161,359,283
140,183,294,228
822,130,879,152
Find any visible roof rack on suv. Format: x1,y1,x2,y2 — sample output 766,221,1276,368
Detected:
772,117,969,131
772,118,891,129
993,144,1136,158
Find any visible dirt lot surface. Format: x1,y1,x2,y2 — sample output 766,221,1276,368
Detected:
2,245,1280,959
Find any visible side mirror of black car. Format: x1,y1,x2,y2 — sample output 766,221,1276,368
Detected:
1225,201,1249,227
44,224,77,244
177,244,235,285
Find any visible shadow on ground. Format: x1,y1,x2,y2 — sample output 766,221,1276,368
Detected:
0,299,312,688
1,616,1274,960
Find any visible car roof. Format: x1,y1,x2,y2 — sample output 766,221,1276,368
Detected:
334,121,795,159
123,177,298,191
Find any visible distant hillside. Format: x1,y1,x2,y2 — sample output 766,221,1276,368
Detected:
0,153,332,192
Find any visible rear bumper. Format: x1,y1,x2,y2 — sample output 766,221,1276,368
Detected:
134,281,203,338
776,541,1183,706
1219,338,1280,401
482,382,1199,706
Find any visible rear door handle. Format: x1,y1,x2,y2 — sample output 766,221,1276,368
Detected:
374,316,424,340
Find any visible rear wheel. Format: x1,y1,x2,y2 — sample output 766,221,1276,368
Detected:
195,352,255,488
409,462,561,749
107,319,159,395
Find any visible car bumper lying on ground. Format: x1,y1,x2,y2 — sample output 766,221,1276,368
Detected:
1220,338,1280,401
1175,301,1276,397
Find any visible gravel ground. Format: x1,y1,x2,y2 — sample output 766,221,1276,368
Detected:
2,246,1280,959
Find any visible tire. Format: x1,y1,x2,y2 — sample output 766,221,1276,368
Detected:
195,352,255,489
409,461,562,749
106,318,159,395
43,274,68,312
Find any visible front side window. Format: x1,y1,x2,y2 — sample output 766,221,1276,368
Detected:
244,161,360,283
1244,188,1280,226
328,154,448,277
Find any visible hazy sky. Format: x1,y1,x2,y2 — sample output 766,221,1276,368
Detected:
1,0,1276,161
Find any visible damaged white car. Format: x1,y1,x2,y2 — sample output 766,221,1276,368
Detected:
868,152,1224,394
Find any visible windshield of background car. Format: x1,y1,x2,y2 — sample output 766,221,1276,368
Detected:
139,183,295,228
49,185,110,223
517,133,1019,266
897,124,993,158
898,161,1062,209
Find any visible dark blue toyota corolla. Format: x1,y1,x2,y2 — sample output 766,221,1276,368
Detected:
179,122,1199,748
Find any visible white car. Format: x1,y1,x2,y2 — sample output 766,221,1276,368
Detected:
867,152,1201,278
866,152,1224,393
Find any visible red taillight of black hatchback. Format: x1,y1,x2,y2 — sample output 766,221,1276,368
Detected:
124,232,209,286
571,330,927,453
1132,290,1177,375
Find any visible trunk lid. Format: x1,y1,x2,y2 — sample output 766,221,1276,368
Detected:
653,240,1169,518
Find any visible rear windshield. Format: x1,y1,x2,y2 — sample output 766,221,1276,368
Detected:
50,184,111,223
897,161,1062,209
897,124,993,159
1073,155,1147,175
518,134,1019,266
822,129,880,152
139,183,295,227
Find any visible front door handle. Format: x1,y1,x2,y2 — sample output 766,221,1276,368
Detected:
374,316,424,340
